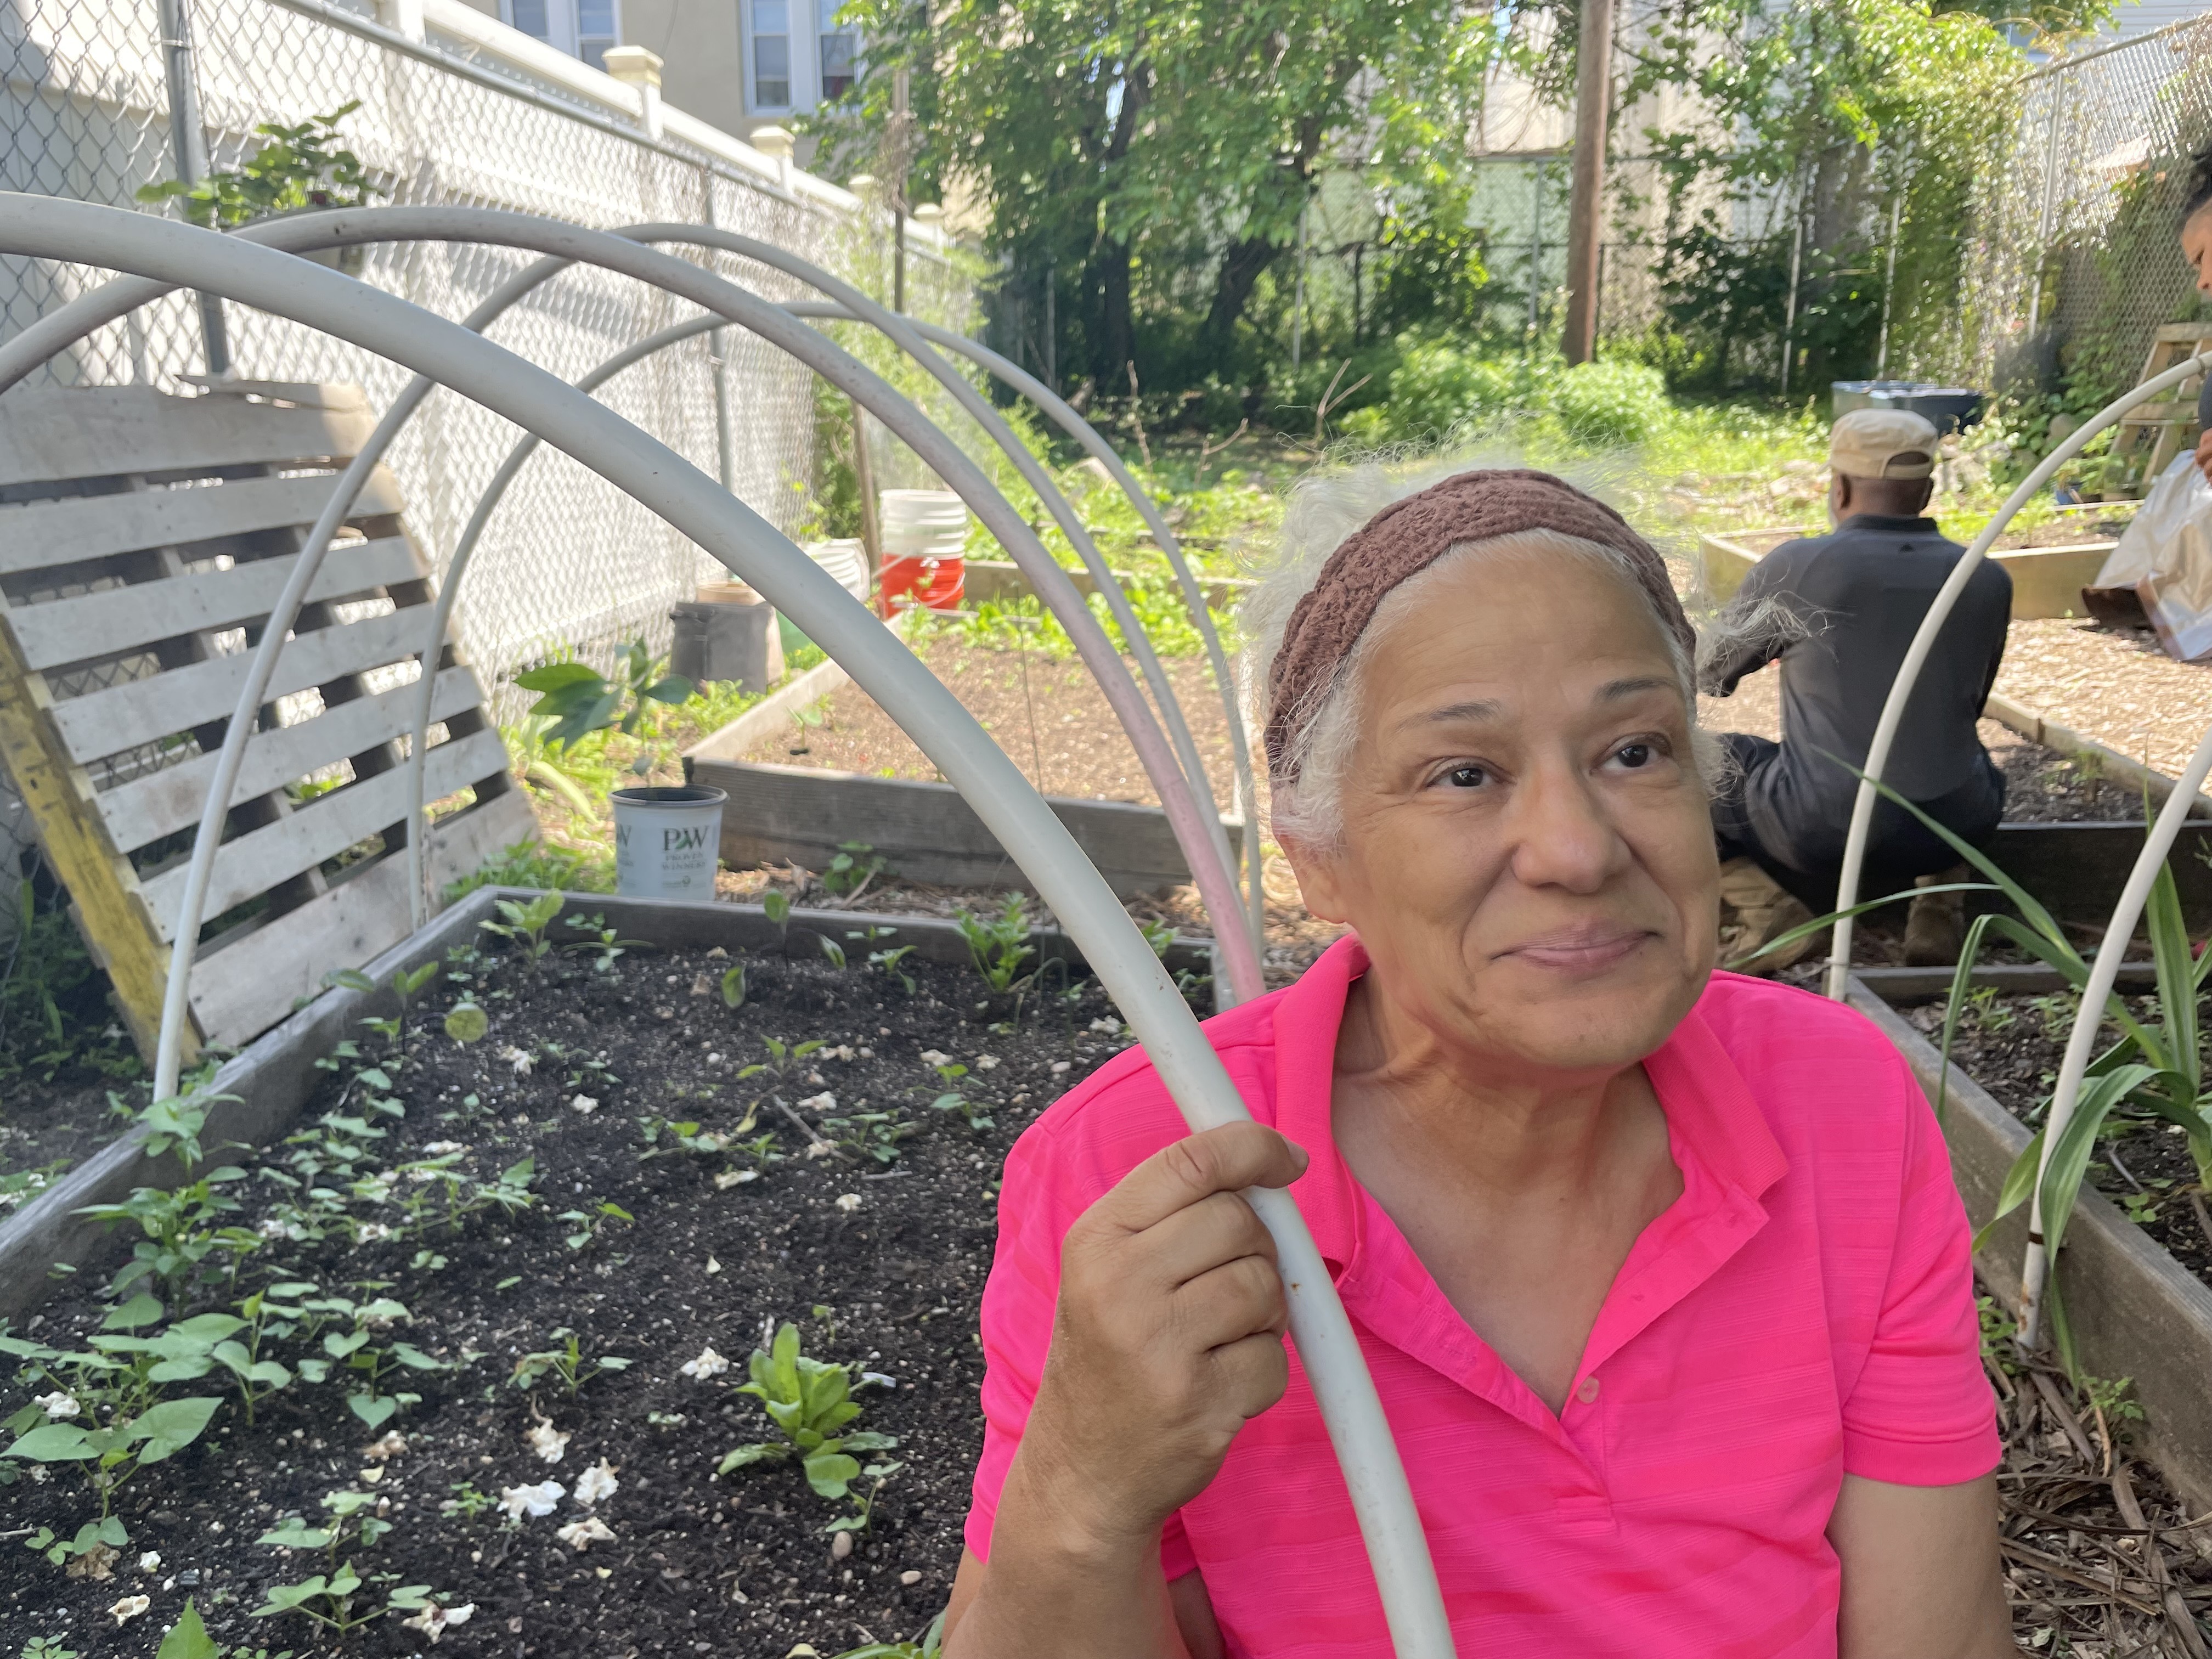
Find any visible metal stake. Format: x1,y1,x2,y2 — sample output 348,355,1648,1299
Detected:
157,0,229,374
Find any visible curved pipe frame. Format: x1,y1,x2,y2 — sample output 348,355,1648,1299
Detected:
416,300,1267,960
0,203,1265,1100
0,195,1452,1655
1824,351,2212,998
781,301,1268,951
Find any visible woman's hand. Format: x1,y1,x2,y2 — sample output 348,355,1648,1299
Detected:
943,1124,1306,1659
1020,1121,1309,1550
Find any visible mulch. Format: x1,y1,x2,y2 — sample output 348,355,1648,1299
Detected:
3,930,1166,1657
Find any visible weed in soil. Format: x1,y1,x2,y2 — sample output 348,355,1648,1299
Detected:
2,926,1171,1657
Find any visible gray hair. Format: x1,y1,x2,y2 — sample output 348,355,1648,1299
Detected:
1244,458,1786,851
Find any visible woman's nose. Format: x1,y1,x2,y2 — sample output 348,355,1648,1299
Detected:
1503,761,1623,894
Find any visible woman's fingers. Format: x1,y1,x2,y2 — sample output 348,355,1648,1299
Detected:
1087,1122,1310,1239
1173,1251,1291,1353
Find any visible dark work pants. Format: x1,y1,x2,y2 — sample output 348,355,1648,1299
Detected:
1709,733,2005,905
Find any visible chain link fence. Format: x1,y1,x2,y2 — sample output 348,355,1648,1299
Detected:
1938,15,2212,400
1,0,975,718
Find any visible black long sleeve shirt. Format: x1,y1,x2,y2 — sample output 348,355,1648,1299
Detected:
1704,514,2012,836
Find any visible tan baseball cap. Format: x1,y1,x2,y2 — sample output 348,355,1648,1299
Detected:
1829,408,1939,479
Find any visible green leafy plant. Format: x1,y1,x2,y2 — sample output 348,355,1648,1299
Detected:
819,840,889,899
21,1516,129,1572
2,1393,223,1519
821,1458,903,1539
927,1061,993,1132
249,1566,432,1636
80,1166,251,1302
558,1198,635,1251
720,963,748,1008
819,1108,916,1164
479,890,566,967
442,998,489,1042
955,895,1036,994
507,1328,631,1398
514,639,692,770
832,1612,945,1659
136,104,381,229
716,1322,898,1498
441,1480,496,1519
564,913,645,973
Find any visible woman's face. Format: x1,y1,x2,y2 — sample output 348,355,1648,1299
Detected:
1288,549,1719,1080
2185,206,2212,297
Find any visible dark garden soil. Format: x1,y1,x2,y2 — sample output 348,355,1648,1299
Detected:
0,1072,123,1214
3,930,1176,1657
1907,995,2212,1291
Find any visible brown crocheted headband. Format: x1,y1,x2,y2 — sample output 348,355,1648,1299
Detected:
1262,469,1694,782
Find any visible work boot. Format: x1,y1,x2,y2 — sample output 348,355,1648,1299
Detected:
1716,857,1819,975
1904,864,1969,966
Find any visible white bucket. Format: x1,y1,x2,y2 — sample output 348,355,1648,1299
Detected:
805,538,871,604
611,783,727,899
879,489,969,560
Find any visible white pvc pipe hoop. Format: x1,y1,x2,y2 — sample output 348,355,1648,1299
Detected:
410,301,1267,961
0,195,1453,1655
1812,352,2212,1356
2,204,1266,1103
1823,349,2212,1000
2019,721,2212,1345
781,301,1270,952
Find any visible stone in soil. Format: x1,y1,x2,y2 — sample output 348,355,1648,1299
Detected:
1,933,1178,1656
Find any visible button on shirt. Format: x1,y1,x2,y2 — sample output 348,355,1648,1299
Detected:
965,938,1999,1658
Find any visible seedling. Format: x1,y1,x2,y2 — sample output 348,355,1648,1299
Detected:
819,840,888,900
21,1638,81,1659
564,913,645,973
441,1480,496,1519
954,896,1036,994
1,1391,222,1518
443,998,489,1043
508,1327,631,1398
819,934,848,970
559,1198,635,1251
258,1485,391,1568
80,1167,251,1304
249,1566,433,1636
479,891,565,967
763,889,792,936
819,1109,915,1165
719,963,748,1008
929,1059,995,1134
821,1459,902,1540
22,1516,128,1572
864,940,918,994
716,1322,897,1499
833,1612,946,1659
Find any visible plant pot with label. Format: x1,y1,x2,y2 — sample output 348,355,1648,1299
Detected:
611,783,727,898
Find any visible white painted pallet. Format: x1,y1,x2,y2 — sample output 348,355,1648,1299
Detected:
0,382,534,1055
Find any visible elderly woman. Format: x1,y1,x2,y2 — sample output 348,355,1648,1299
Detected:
940,469,2012,1658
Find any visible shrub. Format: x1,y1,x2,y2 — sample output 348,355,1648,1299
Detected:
1341,334,1538,445
1546,361,1671,448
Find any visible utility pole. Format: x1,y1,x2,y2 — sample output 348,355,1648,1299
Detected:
158,0,229,375
1561,0,1615,366
890,67,911,314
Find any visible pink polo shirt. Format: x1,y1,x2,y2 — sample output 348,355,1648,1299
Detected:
964,936,1999,1657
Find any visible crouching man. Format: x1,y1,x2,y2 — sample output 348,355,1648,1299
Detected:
1703,409,2011,968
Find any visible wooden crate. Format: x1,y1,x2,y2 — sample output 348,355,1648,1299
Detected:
0,382,534,1059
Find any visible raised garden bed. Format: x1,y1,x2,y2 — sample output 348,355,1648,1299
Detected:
1849,975,2212,1515
0,890,1209,1655
1699,525,2121,619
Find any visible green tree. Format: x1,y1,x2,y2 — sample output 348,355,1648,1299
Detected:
810,0,1498,391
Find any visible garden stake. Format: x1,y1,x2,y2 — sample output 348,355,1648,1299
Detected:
0,195,1452,1657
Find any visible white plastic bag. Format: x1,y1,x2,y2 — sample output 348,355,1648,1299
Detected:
2094,454,2212,659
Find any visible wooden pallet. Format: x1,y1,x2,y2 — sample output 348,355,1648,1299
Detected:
0,382,535,1059
2106,321,2212,494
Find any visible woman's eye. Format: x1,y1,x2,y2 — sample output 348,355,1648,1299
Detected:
1444,765,1487,789
1612,742,1656,770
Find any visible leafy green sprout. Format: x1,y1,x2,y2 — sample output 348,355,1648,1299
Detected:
441,1480,497,1519
716,1321,898,1499
249,1565,434,1635
565,912,645,972
955,895,1037,994
929,1062,994,1132
832,1611,946,1659
763,889,793,934
558,1198,635,1251
720,963,748,1008
507,1328,632,1398
514,639,693,772
820,840,889,899
323,960,439,1052
822,1459,904,1540
1,1388,223,1519
479,890,565,966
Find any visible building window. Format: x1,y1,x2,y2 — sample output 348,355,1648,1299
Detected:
577,0,616,68
752,0,791,107
501,0,619,65
819,23,855,99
